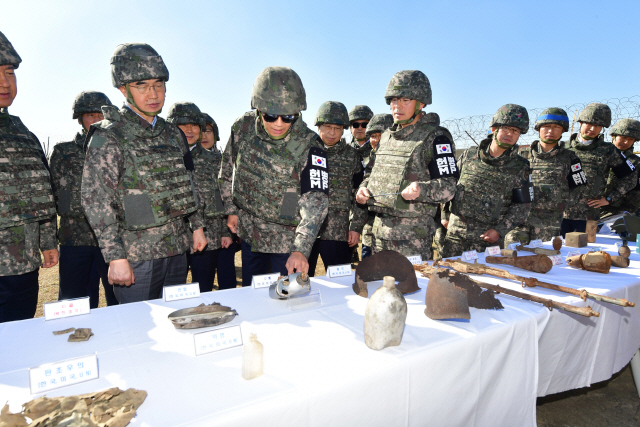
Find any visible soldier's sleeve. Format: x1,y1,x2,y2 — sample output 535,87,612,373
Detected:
566,152,587,209
48,146,63,206
177,130,205,231
416,134,457,204
219,131,239,216
39,217,58,252
220,217,232,238
607,149,637,203
81,132,127,263
494,163,532,238
349,156,368,233
293,146,329,258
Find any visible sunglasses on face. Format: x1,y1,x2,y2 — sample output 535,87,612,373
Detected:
351,122,369,129
262,113,298,124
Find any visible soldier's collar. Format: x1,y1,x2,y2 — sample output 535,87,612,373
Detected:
124,104,157,129
74,132,85,147
0,110,10,127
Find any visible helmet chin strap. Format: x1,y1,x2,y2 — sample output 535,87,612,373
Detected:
580,133,596,141
394,102,422,125
540,138,559,144
126,83,162,117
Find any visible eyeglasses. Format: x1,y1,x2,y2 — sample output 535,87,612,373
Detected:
351,122,369,129
262,113,298,124
204,129,214,134
130,81,166,94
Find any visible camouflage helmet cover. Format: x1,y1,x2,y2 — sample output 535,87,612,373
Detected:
166,102,204,129
0,31,21,69
577,102,612,128
348,105,374,123
610,118,640,141
423,112,440,127
490,104,529,134
384,70,432,106
110,43,170,88
534,107,569,132
72,91,113,119
250,66,306,115
315,101,349,128
366,113,393,137
201,112,220,141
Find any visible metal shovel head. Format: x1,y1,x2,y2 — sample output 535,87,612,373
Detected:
352,250,420,297
169,302,238,329
425,268,470,320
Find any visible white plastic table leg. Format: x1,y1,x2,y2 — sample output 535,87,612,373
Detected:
631,349,640,399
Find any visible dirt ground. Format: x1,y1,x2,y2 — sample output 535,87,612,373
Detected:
34,246,640,426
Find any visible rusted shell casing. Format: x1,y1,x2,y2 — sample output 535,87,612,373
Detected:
485,254,553,274
586,220,597,243
353,250,420,297
552,236,563,251
500,249,517,257
611,255,630,268
618,245,631,258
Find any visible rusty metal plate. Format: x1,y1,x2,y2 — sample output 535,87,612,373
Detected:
352,250,420,298
169,303,238,329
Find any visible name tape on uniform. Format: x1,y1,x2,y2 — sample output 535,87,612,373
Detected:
29,354,98,394
164,283,200,302
327,264,352,278
44,297,90,321
507,243,519,251
252,273,280,289
485,246,501,256
566,250,582,258
194,325,243,356
406,255,423,265
461,250,478,262
548,255,563,266
529,240,543,248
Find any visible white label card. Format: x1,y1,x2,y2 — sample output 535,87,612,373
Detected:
590,246,602,252
164,283,200,302
194,325,243,356
485,246,501,256
44,297,90,321
406,255,423,265
327,264,352,278
461,250,478,262
29,354,98,394
530,239,543,248
548,255,563,266
251,273,280,289
507,243,519,251
566,250,582,258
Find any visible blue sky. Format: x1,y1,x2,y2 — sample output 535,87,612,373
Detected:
3,0,639,150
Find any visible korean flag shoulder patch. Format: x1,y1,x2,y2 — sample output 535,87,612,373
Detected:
428,135,458,179
568,158,587,189
301,147,329,195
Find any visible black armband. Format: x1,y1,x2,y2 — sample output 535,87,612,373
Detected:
567,158,587,189
612,152,636,178
177,129,195,171
352,163,364,189
512,180,534,203
301,147,329,195
427,135,459,179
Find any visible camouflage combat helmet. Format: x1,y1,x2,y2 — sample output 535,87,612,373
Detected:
610,118,640,141
534,107,569,132
110,43,169,88
0,31,21,69
366,113,393,137
250,66,306,115
72,91,113,119
315,101,349,128
166,102,204,129
490,104,529,134
577,103,611,128
202,112,220,141
424,112,440,127
348,105,374,123
384,70,432,106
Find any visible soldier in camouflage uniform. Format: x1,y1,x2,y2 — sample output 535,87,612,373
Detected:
200,112,222,156
561,103,637,235
82,43,207,304
504,108,587,246
360,113,393,259
0,31,58,322
50,91,117,308
220,67,329,284
442,104,533,257
356,70,458,260
348,105,374,163
167,102,232,293
601,119,640,218
307,101,367,276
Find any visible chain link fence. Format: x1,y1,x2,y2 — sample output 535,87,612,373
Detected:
442,96,640,150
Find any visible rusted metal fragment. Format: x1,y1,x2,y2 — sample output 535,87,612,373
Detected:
352,250,419,298
169,303,238,329
53,327,76,335
618,245,631,258
68,328,93,342
515,245,559,256
552,236,563,251
567,251,611,273
611,255,630,268
500,249,517,257
486,254,553,274
586,220,598,243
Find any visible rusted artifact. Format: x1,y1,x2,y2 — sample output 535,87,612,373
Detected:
486,254,553,273
610,255,630,268
500,249,517,257
565,232,588,248
269,272,310,299
618,244,631,258
586,220,598,243
439,258,634,307
425,268,503,320
421,264,599,318
53,327,76,335
566,251,611,273
352,250,419,298
169,303,238,329
68,328,93,342
515,245,560,256
552,236,563,251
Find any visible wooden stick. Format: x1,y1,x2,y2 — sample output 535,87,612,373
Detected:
465,131,479,146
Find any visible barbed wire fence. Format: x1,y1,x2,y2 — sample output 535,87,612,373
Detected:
441,96,640,150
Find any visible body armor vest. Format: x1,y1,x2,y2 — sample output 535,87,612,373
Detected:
0,115,56,229
367,120,439,218
53,133,86,217
326,141,356,212
191,144,225,219
232,112,317,226
451,142,528,225
566,135,612,199
92,107,197,231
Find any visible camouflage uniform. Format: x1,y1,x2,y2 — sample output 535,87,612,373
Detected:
602,119,640,217
361,71,458,260
443,105,533,257
201,112,222,158
348,105,374,161
219,67,329,283
0,31,58,322
505,108,586,246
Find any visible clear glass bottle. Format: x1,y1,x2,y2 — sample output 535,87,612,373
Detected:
242,333,263,380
